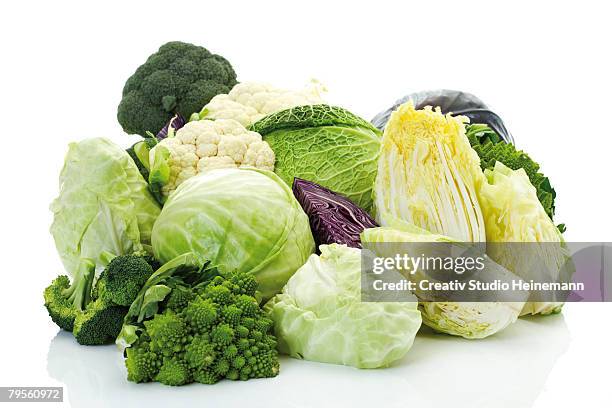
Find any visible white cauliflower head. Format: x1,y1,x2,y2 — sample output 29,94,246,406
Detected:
149,119,275,199
198,81,326,126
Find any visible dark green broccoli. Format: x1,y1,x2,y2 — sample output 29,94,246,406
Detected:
44,259,95,331
123,270,279,386
44,253,156,347
73,298,128,345
72,254,155,345
117,41,238,137
97,254,154,307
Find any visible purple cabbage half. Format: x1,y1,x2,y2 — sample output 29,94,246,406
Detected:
292,178,378,249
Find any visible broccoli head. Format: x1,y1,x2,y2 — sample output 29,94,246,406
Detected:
44,253,156,347
71,254,154,345
123,270,279,386
117,41,238,137
44,259,95,331
97,254,154,307
73,298,128,345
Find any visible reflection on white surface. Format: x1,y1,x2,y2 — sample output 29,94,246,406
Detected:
47,315,569,408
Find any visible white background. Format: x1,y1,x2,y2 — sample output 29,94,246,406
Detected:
1,1,611,407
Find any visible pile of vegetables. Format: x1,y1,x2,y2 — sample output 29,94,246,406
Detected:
44,40,568,386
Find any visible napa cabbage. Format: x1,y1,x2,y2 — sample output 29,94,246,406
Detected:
361,217,525,339
478,162,571,315
373,103,485,242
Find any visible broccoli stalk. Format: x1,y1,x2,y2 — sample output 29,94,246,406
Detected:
96,255,154,306
44,259,96,331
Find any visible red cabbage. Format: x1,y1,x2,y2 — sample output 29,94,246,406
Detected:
292,178,378,249
156,114,186,140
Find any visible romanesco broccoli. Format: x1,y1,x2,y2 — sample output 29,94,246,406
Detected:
123,270,279,386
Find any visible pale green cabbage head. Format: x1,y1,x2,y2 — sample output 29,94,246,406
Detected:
361,217,524,339
151,168,314,300
50,138,161,276
265,244,422,368
373,103,485,241
478,162,569,315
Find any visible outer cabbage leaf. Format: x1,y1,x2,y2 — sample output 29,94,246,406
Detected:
361,217,524,339
250,105,381,212
478,162,570,315
50,138,161,276
373,103,486,242
151,168,314,300
265,244,421,368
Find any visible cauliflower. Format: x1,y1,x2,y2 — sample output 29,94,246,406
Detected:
193,81,326,126
148,119,275,200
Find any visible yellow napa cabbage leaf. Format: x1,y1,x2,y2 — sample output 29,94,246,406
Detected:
478,162,570,315
373,103,485,242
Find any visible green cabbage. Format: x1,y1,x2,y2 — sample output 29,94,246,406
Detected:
373,103,485,241
478,162,569,315
361,221,524,339
265,244,422,368
250,105,381,212
151,168,314,300
50,138,161,276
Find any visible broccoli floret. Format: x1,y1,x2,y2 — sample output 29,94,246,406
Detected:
73,298,128,345
97,255,154,307
467,123,559,222
117,41,237,137
44,252,158,348
124,270,279,385
44,259,95,331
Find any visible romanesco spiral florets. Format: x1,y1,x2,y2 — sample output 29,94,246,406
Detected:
124,270,279,386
